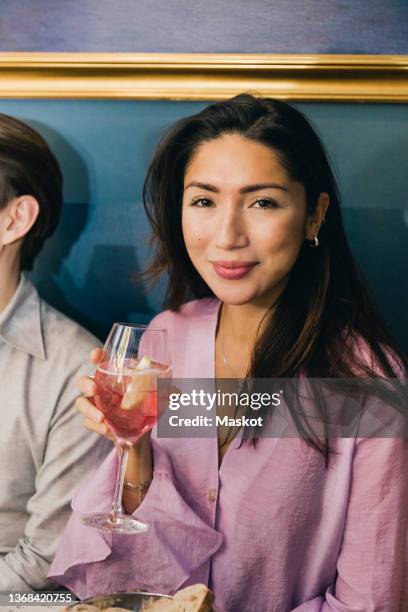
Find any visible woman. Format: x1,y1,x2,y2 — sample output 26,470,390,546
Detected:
49,95,407,611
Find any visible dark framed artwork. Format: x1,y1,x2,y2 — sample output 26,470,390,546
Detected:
0,0,407,101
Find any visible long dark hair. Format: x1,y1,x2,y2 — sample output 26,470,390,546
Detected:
142,94,407,461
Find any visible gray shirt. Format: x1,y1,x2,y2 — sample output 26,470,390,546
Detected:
0,275,110,591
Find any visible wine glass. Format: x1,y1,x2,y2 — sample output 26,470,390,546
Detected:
80,323,171,534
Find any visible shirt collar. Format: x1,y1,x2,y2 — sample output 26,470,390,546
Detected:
0,274,46,359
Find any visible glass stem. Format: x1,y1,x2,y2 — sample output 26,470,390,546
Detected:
111,444,129,517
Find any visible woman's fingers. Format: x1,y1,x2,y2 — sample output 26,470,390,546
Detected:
78,375,97,396
75,348,113,441
91,347,106,365
75,396,104,422
77,398,115,441
83,417,114,440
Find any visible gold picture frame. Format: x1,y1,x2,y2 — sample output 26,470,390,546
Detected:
0,53,407,102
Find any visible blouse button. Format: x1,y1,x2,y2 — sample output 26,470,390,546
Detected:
208,488,217,502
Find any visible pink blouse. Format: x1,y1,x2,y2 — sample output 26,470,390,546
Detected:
49,298,408,611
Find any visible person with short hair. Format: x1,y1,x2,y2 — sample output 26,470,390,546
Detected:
0,114,110,591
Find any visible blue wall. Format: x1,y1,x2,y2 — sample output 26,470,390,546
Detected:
0,0,407,54
0,99,406,349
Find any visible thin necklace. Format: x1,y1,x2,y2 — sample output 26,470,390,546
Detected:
218,317,248,450
219,308,248,394
221,334,242,377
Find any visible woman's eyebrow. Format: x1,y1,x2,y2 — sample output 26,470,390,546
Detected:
184,181,288,193
240,182,289,194
184,181,218,192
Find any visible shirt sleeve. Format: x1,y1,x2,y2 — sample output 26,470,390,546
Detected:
0,360,111,592
49,440,223,600
291,437,408,611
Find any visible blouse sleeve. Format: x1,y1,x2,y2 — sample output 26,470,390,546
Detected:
291,436,408,611
48,439,223,600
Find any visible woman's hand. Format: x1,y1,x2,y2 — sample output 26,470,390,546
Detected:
75,348,116,441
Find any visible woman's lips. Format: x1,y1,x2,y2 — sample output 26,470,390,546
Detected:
212,262,258,280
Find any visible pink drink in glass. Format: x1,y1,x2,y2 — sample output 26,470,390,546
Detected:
94,358,170,442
